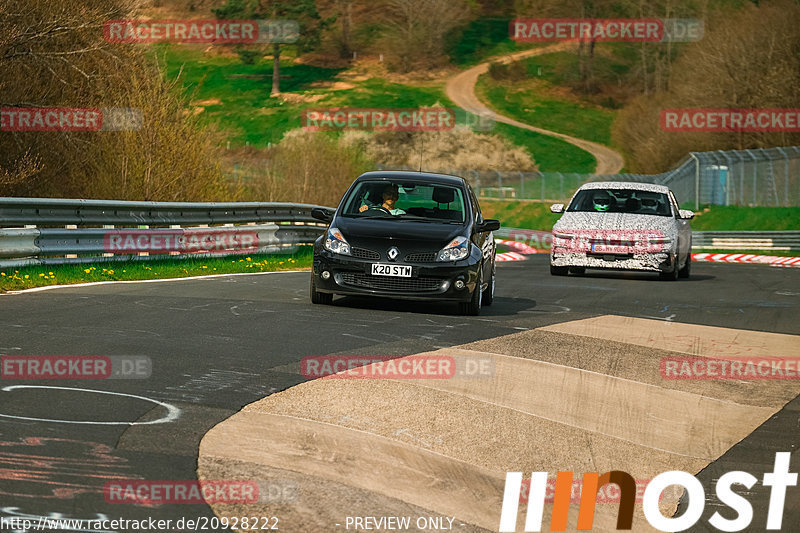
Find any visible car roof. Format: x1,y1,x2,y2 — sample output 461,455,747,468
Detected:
355,170,467,187
577,181,671,194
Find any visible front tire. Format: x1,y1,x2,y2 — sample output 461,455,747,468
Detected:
459,271,482,316
678,251,691,279
659,255,680,281
310,273,333,304
482,259,495,306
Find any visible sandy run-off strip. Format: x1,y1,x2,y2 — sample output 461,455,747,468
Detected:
199,315,799,532
445,44,625,175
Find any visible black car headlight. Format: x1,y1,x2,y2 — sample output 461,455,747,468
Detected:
324,227,351,256
437,236,469,261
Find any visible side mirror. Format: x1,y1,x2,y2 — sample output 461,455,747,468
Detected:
311,207,334,222
678,209,695,220
476,219,501,232
550,203,565,213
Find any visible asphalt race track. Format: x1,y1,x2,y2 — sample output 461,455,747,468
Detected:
0,254,798,532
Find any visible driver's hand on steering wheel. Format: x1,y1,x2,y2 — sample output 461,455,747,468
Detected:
359,204,368,212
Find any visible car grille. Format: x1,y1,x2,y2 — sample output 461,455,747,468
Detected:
351,247,380,260
404,252,437,263
340,272,443,292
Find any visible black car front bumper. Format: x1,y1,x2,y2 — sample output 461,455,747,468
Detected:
312,248,482,302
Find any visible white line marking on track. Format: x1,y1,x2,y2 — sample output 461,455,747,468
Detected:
0,385,180,425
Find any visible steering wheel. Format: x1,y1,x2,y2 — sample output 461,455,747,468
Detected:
366,205,392,215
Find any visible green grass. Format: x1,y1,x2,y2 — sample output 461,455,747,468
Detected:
690,206,800,232
0,249,311,292
160,46,342,147
522,49,632,100
160,45,459,147
479,200,557,230
158,43,606,173
478,71,617,146
493,123,596,173
479,201,800,234
447,18,538,66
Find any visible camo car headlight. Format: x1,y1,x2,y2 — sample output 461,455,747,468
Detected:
437,236,470,261
324,227,351,256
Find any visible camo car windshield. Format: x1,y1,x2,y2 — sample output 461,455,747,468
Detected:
342,181,466,223
567,189,673,216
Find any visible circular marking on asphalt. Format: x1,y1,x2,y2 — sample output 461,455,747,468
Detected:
0,385,180,425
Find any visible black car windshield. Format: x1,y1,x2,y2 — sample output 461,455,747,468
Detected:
567,188,672,216
342,180,466,223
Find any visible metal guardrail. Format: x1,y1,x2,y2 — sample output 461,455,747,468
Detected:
0,197,331,268
691,231,800,251
495,227,800,252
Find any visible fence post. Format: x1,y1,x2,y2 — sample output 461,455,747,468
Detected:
519,171,525,199
776,147,789,207
745,149,758,206
690,153,700,210
541,172,545,202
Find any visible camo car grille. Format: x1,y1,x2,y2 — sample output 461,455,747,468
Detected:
340,272,443,292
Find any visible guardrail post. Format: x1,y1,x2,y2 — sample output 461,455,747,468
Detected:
690,153,700,210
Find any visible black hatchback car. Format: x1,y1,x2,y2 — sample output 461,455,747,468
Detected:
310,171,500,315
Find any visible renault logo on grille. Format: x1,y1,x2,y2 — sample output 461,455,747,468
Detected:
387,247,400,261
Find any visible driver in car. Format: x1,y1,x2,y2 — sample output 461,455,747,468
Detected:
359,185,406,215
592,191,613,212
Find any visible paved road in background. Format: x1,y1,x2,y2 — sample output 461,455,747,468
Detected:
0,256,797,531
445,44,626,175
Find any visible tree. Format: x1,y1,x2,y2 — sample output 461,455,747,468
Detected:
380,0,473,72
0,0,227,200
612,0,800,172
214,0,328,96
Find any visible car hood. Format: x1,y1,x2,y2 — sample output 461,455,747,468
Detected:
335,216,466,252
553,211,678,236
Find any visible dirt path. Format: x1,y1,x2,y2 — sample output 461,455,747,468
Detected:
445,44,625,175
